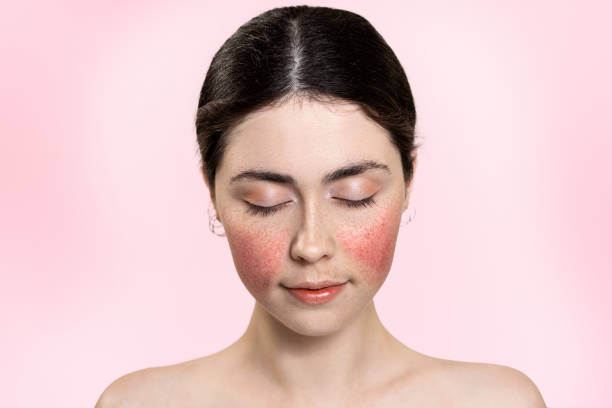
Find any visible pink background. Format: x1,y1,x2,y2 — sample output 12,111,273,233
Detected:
2,1,610,406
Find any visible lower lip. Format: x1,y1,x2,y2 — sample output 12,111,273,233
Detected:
285,282,348,305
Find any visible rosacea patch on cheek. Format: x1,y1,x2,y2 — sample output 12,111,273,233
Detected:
337,209,399,284
227,228,286,294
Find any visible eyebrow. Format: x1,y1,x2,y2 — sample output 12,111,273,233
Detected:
229,159,391,186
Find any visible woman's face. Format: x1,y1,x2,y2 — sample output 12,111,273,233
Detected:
205,97,411,336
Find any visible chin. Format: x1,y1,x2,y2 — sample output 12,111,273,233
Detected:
279,314,347,337
262,300,359,337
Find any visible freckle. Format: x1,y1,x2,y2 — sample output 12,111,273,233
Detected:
227,228,286,294
337,210,398,284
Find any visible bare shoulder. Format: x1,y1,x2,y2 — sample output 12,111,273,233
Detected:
95,366,160,408
431,358,547,407
94,364,184,408
94,357,221,408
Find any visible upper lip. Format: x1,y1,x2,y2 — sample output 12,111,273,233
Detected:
284,280,348,290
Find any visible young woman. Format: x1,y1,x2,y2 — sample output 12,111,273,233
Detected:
97,5,546,407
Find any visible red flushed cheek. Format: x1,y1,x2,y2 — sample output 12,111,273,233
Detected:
337,210,399,285
227,227,287,295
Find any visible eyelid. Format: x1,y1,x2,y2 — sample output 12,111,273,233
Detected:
244,200,290,217
238,181,294,203
333,179,377,197
244,194,377,217
334,194,377,208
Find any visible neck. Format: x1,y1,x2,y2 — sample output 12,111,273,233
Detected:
233,299,410,403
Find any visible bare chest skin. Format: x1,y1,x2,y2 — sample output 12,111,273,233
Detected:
118,353,526,408
197,371,462,407
99,329,545,408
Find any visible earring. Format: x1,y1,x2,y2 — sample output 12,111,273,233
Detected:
207,201,226,237
400,205,416,227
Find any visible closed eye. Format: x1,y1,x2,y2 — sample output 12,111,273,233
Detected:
336,195,377,209
244,201,289,217
244,195,377,217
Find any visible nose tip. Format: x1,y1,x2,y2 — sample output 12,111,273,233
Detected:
290,207,334,264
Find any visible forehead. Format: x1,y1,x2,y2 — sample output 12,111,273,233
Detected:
219,98,399,180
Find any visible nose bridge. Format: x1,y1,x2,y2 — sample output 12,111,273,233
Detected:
290,195,334,263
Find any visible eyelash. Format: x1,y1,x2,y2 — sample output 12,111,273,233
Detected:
245,196,377,217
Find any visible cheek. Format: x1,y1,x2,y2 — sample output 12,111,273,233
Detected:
226,227,287,295
337,208,399,285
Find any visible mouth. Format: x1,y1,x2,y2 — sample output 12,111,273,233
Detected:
282,280,349,305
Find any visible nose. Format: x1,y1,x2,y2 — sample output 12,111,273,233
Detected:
290,200,335,264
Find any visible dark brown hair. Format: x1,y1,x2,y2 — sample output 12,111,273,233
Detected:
195,5,419,197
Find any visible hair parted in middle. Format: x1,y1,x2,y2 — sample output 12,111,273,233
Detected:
195,5,419,198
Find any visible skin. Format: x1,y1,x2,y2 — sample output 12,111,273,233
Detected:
336,210,398,285
215,95,408,340
95,96,547,407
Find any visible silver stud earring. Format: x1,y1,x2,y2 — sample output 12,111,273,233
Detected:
207,201,226,237
400,205,416,227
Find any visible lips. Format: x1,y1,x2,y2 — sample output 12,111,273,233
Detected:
283,281,348,305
